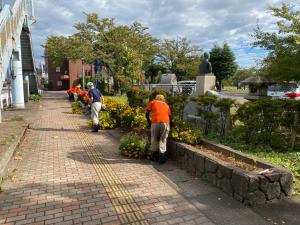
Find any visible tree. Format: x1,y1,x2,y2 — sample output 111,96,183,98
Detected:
226,67,258,86
209,43,238,91
45,36,69,67
252,3,300,82
143,59,167,83
158,37,202,81
45,14,159,91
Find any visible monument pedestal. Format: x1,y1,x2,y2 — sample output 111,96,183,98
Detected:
194,74,216,96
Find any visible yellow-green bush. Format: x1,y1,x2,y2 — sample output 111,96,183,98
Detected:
99,111,117,129
170,119,202,145
119,134,150,159
120,106,147,130
71,101,83,114
126,87,150,107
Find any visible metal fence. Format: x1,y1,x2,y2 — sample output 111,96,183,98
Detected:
137,83,196,96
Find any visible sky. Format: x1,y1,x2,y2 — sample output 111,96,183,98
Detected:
3,0,297,68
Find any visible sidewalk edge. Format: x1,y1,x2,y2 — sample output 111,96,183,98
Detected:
0,123,29,178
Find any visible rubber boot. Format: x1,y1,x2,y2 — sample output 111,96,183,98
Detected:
158,152,166,164
92,124,99,132
151,151,159,161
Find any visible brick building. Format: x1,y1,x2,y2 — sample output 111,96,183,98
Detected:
46,59,94,90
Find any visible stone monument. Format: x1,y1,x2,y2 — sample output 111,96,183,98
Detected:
194,52,216,96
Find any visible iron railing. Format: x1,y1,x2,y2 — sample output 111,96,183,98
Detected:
138,83,197,96
0,0,33,81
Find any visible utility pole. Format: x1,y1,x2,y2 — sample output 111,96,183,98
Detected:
82,58,85,90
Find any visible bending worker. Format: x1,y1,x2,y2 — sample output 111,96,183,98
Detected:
87,82,104,132
145,94,172,164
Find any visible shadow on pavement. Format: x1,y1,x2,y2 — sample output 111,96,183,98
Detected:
30,127,78,133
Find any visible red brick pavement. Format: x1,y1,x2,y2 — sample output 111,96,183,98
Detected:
0,92,215,225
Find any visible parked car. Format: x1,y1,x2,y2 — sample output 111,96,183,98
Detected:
268,84,300,99
285,86,300,99
267,85,285,98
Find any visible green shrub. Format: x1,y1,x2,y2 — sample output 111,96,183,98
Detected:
99,111,117,129
192,95,218,134
235,99,285,146
104,97,130,126
170,119,202,145
215,98,235,137
167,93,189,120
29,94,41,101
71,101,83,114
120,106,147,130
119,134,150,158
126,88,150,107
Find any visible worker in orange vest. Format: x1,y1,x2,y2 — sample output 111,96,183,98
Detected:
67,84,81,101
145,94,172,164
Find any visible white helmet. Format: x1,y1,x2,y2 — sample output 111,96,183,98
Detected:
87,82,94,88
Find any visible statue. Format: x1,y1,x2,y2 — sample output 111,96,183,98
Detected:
199,52,212,75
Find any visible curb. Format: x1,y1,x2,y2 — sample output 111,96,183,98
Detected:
0,123,29,178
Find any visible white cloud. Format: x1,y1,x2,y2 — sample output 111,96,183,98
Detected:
24,0,296,67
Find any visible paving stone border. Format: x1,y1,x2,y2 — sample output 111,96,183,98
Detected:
168,139,293,206
0,124,28,178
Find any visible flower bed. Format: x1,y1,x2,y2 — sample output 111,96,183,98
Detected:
168,139,293,206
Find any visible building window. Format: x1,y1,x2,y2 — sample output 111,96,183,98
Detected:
56,67,61,73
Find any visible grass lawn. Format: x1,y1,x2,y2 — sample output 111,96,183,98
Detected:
204,135,300,195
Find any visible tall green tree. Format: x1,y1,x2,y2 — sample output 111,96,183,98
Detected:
253,3,300,82
210,43,238,91
158,37,202,81
45,14,159,91
143,59,167,83
45,36,69,66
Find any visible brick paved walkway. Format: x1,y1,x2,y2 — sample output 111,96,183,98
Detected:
0,92,215,225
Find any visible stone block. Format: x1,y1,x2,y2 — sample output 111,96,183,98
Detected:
205,158,218,173
218,162,233,179
186,151,196,175
206,172,217,186
221,178,233,195
168,140,177,157
217,170,224,179
280,172,293,196
176,144,186,168
194,152,205,177
248,175,259,192
166,140,293,206
231,169,248,198
245,190,266,206
259,176,281,200
259,176,269,193
233,193,244,202
266,182,281,200
265,172,282,182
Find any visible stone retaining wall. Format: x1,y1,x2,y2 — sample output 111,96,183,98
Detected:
168,140,293,206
